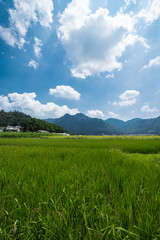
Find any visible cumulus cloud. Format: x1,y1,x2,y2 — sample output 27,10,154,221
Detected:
141,105,158,113
27,60,39,69
0,92,79,118
137,0,160,24
0,0,54,48
9,0,54,35
108,111,119,118
0,26,16,47
58,0,148,79
58,0,91,41
119,98,136,106
118,90,139,106
142,56,160,70
0,96,12,111
119,90,140,100
105,73,115,79
34,37,43,58
87,110,104,119
113,90,140,107
49,85,81,100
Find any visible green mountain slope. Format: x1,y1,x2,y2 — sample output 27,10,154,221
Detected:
46,113,160,135
0,110,65,133
0,110,31,126
106,117,160,134
45,113,122,135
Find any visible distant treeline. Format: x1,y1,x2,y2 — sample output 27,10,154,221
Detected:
0,110,66,133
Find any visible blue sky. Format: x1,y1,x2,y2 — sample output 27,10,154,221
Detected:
0,0,160,120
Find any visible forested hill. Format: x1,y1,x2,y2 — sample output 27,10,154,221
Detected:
45,113,122,135
106,117,160,135
2,110,160,135
46,113,160,135
0,110,66,133
0,110,31,126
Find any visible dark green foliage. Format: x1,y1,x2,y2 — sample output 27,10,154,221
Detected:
0,110,66,133
45,113,122,135
0,110,31,127
21,118,65,133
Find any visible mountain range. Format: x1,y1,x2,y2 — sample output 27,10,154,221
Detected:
1,110,159,135
45,113,160,135
106,117,160,135
46,113,121,135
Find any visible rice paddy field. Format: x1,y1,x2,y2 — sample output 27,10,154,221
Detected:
0,135,160,239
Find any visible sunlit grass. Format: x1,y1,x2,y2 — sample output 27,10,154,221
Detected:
0,137,160,239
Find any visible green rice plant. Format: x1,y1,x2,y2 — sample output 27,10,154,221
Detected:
0,132,60,138
0,138,160,239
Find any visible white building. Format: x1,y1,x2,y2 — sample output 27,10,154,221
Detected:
6,126,22,132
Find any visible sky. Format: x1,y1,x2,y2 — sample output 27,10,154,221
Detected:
0,0,160,121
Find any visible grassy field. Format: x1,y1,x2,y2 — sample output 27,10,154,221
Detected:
0,137,160,239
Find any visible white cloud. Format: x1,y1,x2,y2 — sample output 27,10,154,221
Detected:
17,37,26,49
119,98,136,106
27,60,39,69
58,0,91,41
119,90,140,100
108,111,119,118
141,105,158,113
58,0,147,79
113,90,140,107
124,0,136,6
87,110,104,119
34,37,43,58
0,26,16,47
49,85,81,100
0,0,54,48
138,0,160,24
121,0,136,11
142,56,160,70
0,92,79,118
9,0,54,35
105,73,115,79
0,96,12,111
